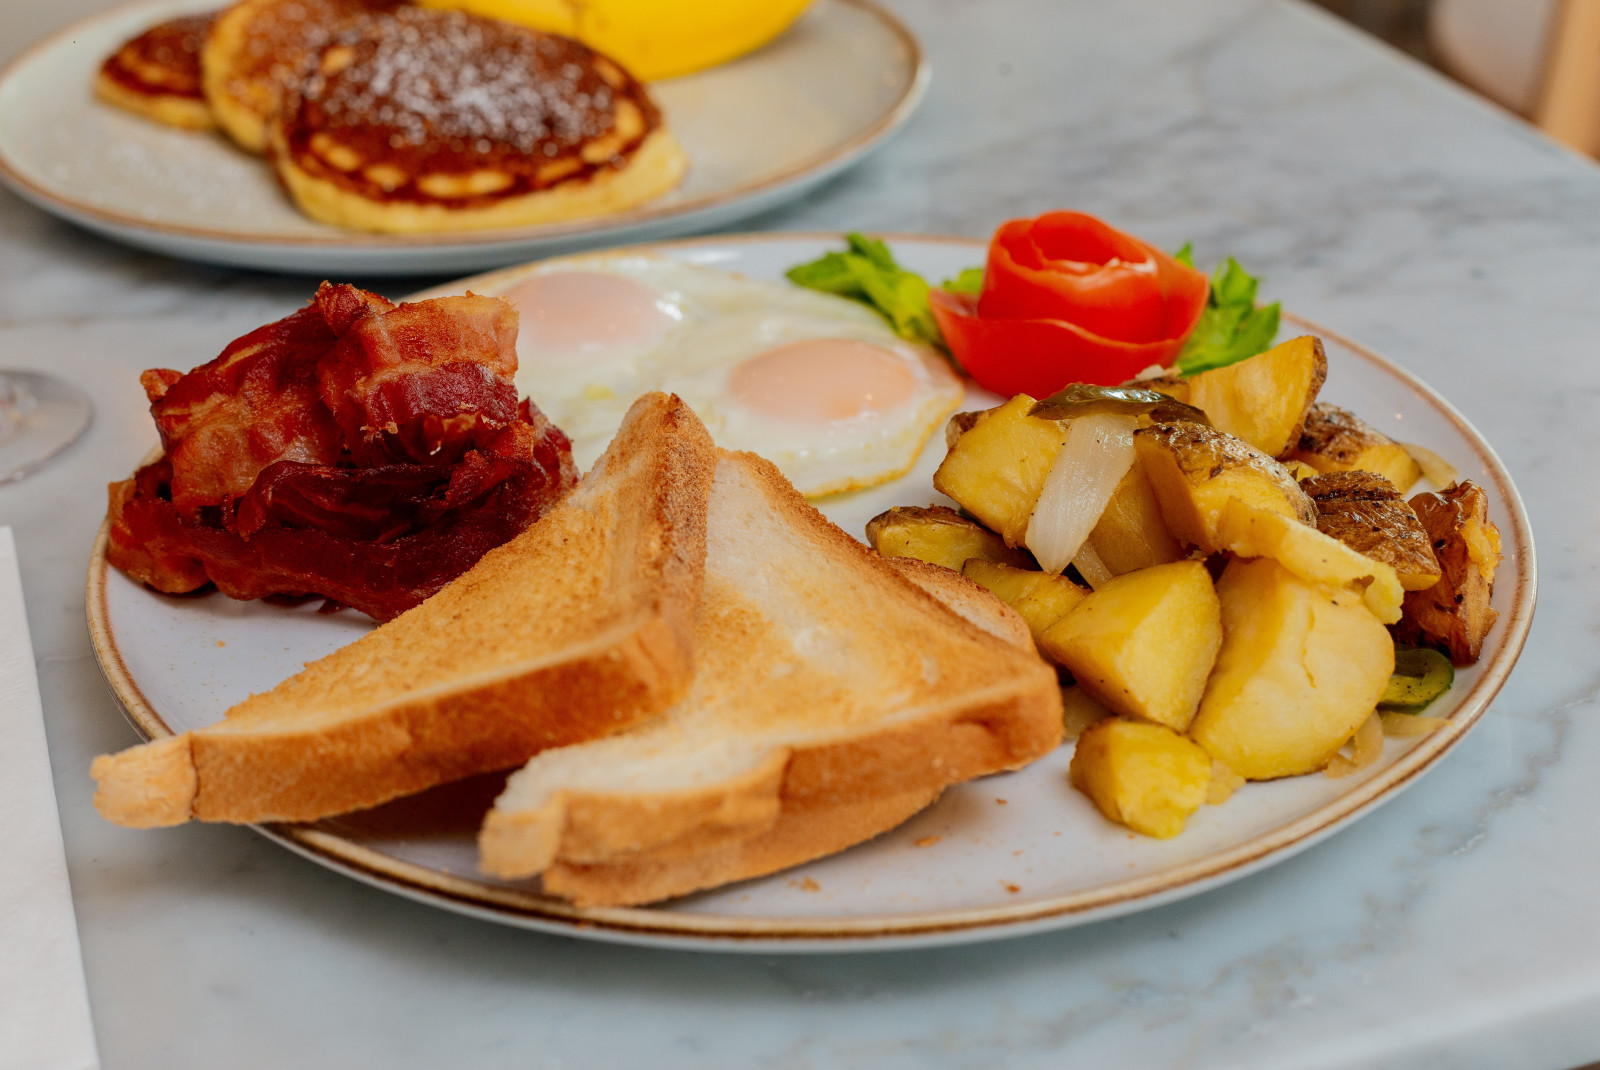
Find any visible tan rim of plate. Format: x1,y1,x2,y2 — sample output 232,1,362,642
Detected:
0,0,928,249
83,235,1538,946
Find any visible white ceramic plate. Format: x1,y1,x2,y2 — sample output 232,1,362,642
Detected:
86,235,1536,952
0,1,926,275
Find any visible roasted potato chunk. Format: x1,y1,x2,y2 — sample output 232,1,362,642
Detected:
1070,719,1212,839
1285,403,1423,492
1133,422,1317,553
1122,337,1325,457
1039,560,1222,732
933,394,1066,545
962,559,1088,641
1301,471,1442,592
1392,481,1501,665
944,407,994,448
866,505,1033,572
1216,499,1404,623
1084,461,1186,576
1182,335,1328,457
1189,558,1394,779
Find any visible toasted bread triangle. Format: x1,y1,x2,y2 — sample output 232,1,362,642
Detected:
93,393,716,827
478,449,1063,905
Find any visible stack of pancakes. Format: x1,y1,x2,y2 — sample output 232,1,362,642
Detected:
94,1,686,233
95,12,218,130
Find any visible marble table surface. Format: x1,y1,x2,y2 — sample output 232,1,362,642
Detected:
2,0,1596,1066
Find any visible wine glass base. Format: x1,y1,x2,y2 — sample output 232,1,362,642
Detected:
0,371,93,484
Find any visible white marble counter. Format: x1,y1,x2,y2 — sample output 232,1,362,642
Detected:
2,0,1596,1066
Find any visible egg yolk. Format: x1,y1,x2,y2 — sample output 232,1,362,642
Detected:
502,272,677,360
730,339,918,422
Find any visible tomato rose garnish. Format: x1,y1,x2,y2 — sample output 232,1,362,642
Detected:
930,212,1208,396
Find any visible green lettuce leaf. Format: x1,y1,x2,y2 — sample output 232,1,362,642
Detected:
1174,254,1280,375
941,267,985,294
785,234,943,347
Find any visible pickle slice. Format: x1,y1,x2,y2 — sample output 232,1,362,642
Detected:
1380,647,1454,711
1029,384,1211,427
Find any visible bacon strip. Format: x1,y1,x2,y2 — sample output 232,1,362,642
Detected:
143,283,393,518
106,286,578,620
316,294,520,465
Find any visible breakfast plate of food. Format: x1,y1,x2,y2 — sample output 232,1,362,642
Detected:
85,221,1534,952
0,0,925,274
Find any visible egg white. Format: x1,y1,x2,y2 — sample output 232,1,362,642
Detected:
493,253,964,497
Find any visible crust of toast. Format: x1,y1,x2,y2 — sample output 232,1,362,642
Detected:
882,556,1034,648
92,393,715,827
478,450,1063,904
538,683,1059,905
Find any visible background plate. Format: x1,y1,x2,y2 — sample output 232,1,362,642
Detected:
0,0,926,275
86,235,1535,952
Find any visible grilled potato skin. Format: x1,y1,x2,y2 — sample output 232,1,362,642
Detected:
944,408,994,448
1286,403,1423,492
1133,421,1317,553
866,505,1033,572
1392,481,1501,665
1302,471,1442,592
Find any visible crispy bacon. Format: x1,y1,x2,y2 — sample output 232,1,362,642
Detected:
106,460,208,593
106,285,578,621
107,412,573,620
315,279,395,336
233,461,453,542
144,284,392,518
316,294,520,466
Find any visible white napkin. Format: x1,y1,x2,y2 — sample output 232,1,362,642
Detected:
0,527,99,1070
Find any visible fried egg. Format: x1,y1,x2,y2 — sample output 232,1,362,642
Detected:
494,253,964,497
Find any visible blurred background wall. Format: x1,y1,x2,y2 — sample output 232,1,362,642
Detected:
1312,0,1600,156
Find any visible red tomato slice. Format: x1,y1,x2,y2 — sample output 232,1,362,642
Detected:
930,290,1193,396
941,212,1208,395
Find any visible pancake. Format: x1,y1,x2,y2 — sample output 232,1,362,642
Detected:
267,7,687,234
95,12,218,131
202,0,389,153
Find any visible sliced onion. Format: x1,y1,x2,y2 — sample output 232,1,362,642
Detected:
1325,712,1384,778
1381,712,1449,738
1072,542,1114,588
1025,413,1137,575
1402,442,1459,488
1131,363,1174,382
